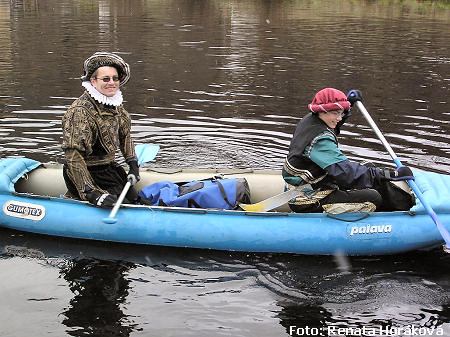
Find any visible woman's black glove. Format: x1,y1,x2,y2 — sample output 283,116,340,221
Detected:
127,159,140,186
347,89,363,106
85,190,118,208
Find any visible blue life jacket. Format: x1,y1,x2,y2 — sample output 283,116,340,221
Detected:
138,178,250,209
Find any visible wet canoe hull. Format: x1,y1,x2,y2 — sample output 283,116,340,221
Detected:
1,192,447,255
1,157,449,255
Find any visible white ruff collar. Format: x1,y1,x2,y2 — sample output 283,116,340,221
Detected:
82,81,123,106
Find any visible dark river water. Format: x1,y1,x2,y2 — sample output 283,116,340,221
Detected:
0,0,450,336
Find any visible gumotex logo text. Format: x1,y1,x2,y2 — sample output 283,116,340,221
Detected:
3,200,46,221
349,224,392,236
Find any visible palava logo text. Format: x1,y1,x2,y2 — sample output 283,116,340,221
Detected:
350,224,392,236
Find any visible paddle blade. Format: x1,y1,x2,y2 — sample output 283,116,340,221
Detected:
135,144,160,166
239,202,265,212
239,187,306,212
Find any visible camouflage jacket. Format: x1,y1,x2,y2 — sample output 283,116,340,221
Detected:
62,91,136,199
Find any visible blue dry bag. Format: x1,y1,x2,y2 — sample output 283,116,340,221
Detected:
138,177,250,209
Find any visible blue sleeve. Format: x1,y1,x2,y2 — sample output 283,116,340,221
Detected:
324,159,386,189
308,135,347,169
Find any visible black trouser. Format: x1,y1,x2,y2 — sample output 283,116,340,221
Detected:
63,162,139,203
289,188,382,213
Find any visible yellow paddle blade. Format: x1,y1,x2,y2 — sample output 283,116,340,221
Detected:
239,202,265,212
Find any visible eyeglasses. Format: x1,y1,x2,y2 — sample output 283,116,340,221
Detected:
95,76,120,83
328,110,346,117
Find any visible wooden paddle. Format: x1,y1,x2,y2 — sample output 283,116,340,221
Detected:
103,143,160,224
348,90,450,251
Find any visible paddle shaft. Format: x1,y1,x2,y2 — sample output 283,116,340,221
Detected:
107,180,131,220
355,101,450,248
102,143,159,224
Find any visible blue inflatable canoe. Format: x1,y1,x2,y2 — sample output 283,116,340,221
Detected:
1,157,450,256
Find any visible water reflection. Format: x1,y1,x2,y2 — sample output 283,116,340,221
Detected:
61,259,136,337
274,252,450,336
1,229,450,336
278,304,332,336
